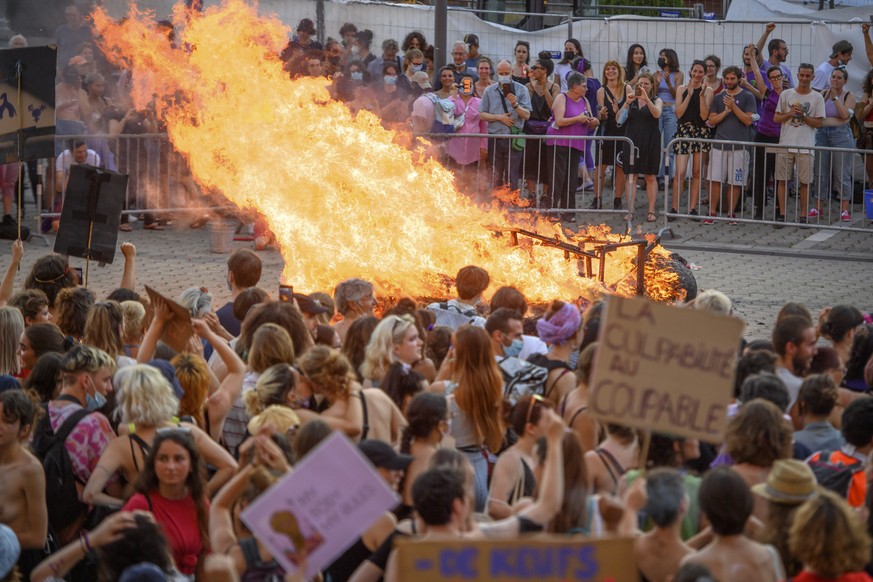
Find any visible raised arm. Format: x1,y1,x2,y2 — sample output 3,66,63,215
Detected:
756,23,776,67
0,239,23,306
118,242,136,291
515,410,565,526
190,424,239,496
136,297,171,363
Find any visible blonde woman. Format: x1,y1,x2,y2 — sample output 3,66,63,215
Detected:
119,300,145,359
595,60,629,210
83,300,136,368
82,364,237,508
619,72,663,222
361,314,424,388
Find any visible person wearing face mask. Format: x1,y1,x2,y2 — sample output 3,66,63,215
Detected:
398,48,425,96
553,38,583,92
812,40,853,92
367,38,403,85
482,308,549,409
35,346,119,544
323,37,344,78
479,60,532,190
433,40,479,91
377,63,408,123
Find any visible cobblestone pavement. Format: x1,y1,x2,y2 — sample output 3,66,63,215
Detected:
3,201,871,342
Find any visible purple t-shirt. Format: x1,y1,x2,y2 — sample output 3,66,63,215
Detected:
756,88,782,138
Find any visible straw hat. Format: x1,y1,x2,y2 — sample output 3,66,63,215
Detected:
751,459,819,504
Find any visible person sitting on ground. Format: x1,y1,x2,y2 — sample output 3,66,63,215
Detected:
333,278,376,345
53,286,95,343
83,364,237,508
751,459,819,578
213,249,262,338
560,342,599,452
788,489,873,582
296,346,406,445
121,430,210,578
361,314,425,389
7,289,51,327
0,391,48,578
794,373,844,453
527,300,582,406
487,394,552,519
680,467,785,581
17,323,67,380
426,265,489,329
634,468,694,582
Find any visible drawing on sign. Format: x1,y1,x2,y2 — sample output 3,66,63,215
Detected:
268,508,325,565
0,94,15,119
588,296,744,442
28,103,47,124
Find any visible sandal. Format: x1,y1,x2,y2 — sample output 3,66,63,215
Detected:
119,223,132,232
144,223,165,231
646,212,657,222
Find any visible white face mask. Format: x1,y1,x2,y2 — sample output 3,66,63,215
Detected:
498,74,512,84
350,71,363,81
384,75,397,85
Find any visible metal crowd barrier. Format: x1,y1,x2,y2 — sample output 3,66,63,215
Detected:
662,137,872,233
415,132,636,217
35,133,223,224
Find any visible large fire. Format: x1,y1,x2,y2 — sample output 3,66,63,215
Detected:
92,1,683,303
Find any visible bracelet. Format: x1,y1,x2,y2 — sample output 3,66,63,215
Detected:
82,530,94,554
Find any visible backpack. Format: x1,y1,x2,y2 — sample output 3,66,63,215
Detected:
807,449,866,503
426,300,486,330
32,397,91,536
497,356,549,406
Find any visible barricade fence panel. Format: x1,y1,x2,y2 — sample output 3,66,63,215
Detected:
415,133,635,218
664,137,872,232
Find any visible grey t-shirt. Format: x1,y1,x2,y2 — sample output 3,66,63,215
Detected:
710,89,757,148
777,88,825,150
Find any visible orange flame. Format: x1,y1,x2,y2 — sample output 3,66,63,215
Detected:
92,1,682,303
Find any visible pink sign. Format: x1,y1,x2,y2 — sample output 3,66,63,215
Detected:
240,432,400,577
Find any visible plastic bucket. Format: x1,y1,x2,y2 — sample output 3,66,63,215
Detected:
208,219,237,253
865,189,873,220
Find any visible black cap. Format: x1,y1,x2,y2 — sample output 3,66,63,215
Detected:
464,33,479,47
359,440,413,470
293,293,331,316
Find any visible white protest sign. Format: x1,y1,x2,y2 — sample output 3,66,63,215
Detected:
240,432,399,577
588,296,744,443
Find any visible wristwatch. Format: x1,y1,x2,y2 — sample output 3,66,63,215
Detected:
512,103,519,109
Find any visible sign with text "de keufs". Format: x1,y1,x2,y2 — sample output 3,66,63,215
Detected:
588,296,744,443
396,536,638,581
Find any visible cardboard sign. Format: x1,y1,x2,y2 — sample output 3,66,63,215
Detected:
0,46,56,162
144,285,194,353
241,432,400,578
54,164,126,264
396,536,638,582
587,296,744,443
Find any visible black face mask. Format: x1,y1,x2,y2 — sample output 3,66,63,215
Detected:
657,57,667,69
563,50,575,61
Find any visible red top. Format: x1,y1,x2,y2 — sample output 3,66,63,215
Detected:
124,491,208,575
794,572,873,582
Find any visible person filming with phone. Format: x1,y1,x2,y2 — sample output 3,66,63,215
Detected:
479,60,532,192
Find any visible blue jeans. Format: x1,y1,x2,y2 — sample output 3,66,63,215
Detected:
461,448,489,513
814,125,855,200
659,105,677,179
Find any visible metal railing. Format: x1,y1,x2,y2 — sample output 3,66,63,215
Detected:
413,132,636,217
662,137,872,233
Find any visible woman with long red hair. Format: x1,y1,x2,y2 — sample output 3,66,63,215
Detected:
445,325,505,512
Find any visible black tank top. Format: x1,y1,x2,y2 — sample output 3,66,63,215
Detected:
679,86,706,127
529,87,552,122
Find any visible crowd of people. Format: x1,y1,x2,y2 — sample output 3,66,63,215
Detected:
0,240,872,581
3,8,873,236
277,19,873,224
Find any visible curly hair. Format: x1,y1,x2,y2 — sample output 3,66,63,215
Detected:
725,399,792,466
24,254,76,308
400,392,447,454
298,346,355,403
797,374,839,418
115,364,179,426
8,289,49,323
54,286,95,339
789,490,872,579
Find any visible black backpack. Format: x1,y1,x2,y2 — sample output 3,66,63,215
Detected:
32,396,91,536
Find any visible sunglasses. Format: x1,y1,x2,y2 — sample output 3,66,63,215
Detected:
157,425,193,436
525,394,547,426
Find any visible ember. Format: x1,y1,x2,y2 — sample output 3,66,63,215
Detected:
92,1,686,303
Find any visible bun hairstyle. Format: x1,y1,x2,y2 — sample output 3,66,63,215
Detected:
298,346,356,402
820,305,863,343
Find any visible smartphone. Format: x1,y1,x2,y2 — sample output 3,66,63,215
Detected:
278,283,294,303
502,82,514,96
635,86,642,97
461,77,473,95
73,267,83,283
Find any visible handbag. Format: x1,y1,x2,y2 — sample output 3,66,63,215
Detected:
524,119,550,135
499,91,525,151
850,115,870,150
